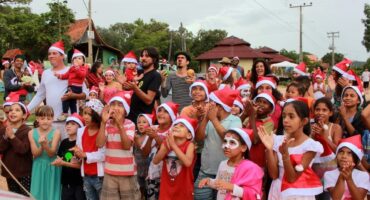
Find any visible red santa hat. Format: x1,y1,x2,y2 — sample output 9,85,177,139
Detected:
208,64,219,74
293,62,307,76
255,76,276,89
104,69,115,76
89,86,99,95
235,78,251,91
253,92,276,112
172,116,198,140
346,70,364,94
313,134,336,163
66,113,85,127
189,80,210,102
137,113,154,127
219,66,233,81
336,135,363,159
108,91,132,116
209,87,239,112
71,49,85,60
122,51,138,64
341,86,364,106
313,69,325,80
229,128,253,150
2,60,9,66
233,96,244,112
48,41,65,55
4,90,29,117
332,58,352,76
157,102,179,122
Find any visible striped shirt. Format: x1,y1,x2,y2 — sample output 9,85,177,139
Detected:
161,72,193,111
104,119,136,176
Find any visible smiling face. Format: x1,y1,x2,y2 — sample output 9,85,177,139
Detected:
255,62,265,77
191,85,206,102
231,105,242,116
171,122,192,140
157,107,172,125
207,69,217,79
48,50,64,67
314,102,332,123
8,104,25,123
13,58,24,70
255,97,273,117
342,88,360,108
104,73,115,83
257,84,273,94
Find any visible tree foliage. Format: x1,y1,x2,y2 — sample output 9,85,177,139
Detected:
0,0,31,4
363,3,370,52
321,52,344,65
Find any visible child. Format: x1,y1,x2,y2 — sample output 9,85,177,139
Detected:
181,80,209,120
198,128,264,200
313,73,326,100
235,78,252,101
122,51,143,83
51,113,85,200
75,99,105,200
338,86,364,138
258,100,324,199
142,102,178,200
219,66,236,89
0,99,31,196
231,96,244,116
285,82,305,99
324,135,370,199
55,49,88,121
28,106,61,200
88,86,99,100
96,91,141,200
153,116,197,200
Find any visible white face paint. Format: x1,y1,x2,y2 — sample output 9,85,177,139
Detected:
240,88,251,98
222,136,240,150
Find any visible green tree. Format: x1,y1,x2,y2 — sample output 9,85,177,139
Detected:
190,29,227,57
321,52,344,65
0,0,31,4
362,3,370,52
280,49,299,62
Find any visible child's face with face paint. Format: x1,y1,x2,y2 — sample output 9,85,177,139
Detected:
222,132,247,159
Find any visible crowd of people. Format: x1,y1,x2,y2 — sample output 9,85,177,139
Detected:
0,40,370,200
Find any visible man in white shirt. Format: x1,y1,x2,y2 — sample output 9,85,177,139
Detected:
27,41,87,137
362,68,370,91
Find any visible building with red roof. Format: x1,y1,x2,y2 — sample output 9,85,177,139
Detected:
255,46,294,64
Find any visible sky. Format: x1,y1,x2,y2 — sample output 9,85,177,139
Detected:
29,0,370,61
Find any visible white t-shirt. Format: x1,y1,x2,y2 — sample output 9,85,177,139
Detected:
324,168,370,199
362,71,370,82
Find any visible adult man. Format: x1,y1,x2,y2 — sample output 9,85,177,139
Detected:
362,68,370,91
124,47,162,124
194,88,242,200
3,54,34,100
231,56,245,78
27,41,87,136
161,51,195,111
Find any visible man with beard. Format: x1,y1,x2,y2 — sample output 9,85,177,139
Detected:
231,56,245,78
124,47,162,123
161,51,195,111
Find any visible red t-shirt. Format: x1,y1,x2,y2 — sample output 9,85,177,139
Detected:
82,128,99,176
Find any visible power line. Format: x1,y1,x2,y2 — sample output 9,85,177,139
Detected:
82,0,88,12
327,31,340,66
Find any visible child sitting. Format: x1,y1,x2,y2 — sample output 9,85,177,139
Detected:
153,116,197,200
199,128,264,199
285,82,306,99
55,49,88,121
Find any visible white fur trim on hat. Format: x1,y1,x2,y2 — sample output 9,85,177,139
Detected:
66,116,84,127
72,52,85,60
255,80,276,89
253,93,275,112
293,68,307,76
189,82,209,102
230,128,252,150
48,46,65,55
210,92,231,112
2,60,9,65
173,118,194,140
237,84,251,91
104,70,115,76
223,67,233,81
138,114,153,126
157,104,177,122
109,96,130,116
341,86,363,106
332,65,347,76
233,100,244,111
208,66,218,74
336,142,363,160
315,74,323,79
122,58,138,64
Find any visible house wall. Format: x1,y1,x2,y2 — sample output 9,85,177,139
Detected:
102,49,118,66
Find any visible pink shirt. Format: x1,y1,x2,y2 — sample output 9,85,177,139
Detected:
104,119,136,176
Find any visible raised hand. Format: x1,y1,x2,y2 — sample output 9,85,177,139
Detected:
279,136,295,156
101,106,110,124
257,126,274,150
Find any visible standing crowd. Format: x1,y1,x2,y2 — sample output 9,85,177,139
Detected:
0,40,370,200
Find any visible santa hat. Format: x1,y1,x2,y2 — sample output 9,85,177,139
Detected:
253,92,276,112
346,70,364,94
341,86,364,106
332,58,352,76
137,113,154,127
219,66,233,81
233,96,244,111
172,116,197,140
104,69,115,76
66,113,85,127
313,69,325,80
85,99,104,116
255,76,276,89
89,86,99,95
4,90,29,118
209,87,239,112
71,49,85,60
157,102,179,122
208,64,218,74
189,80,210,102
235,78,251,91
229,128,253,150
2,60,9,66
313,134,335,163
336,135,363,160
293,62,307,76
108,91,132,115
122,51,138,64
49,41,65,55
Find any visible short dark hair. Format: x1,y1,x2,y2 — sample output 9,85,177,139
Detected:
141,47,159,69
174,51,191,62
287,82,306,96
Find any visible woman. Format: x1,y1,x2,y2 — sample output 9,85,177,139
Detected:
86,61,104,89
99,69,122,104
250,59,271,87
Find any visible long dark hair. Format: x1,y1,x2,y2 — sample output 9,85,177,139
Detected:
90,61,102,75
276,101,311,136
313,97,335,123
141,47,159,69
250,59,271,85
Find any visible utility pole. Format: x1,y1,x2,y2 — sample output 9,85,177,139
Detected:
87,0,94,64
327,32,339,66
290,2,312,62
168,31,173,62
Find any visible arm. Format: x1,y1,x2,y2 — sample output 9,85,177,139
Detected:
361,104,370,130
347,178,367,200
324,124,342,152
75,66,88,79
96,122,107,148
3,70,21,92
341,116,357,136
27,75,46,112
195,117,208,142
152,143,168,164
266,149,279,179
249,114,259,144
160,74,171,98
117,124,133,151
42,129,61,157
133,86,157,105
328,175,345,200
8,131,31,154
60,160,81,169
171,142,195,167
28,130,43,158
282,151,316,183
57,70,70,80
210,118,227,139
0,131,10,152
